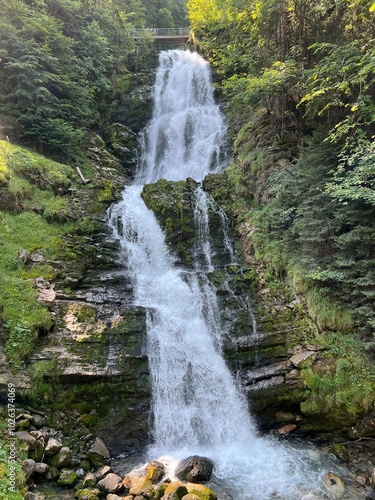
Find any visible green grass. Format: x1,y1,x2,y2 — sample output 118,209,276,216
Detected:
0,141,76,369
301,342,375,419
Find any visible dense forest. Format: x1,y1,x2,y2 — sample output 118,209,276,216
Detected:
1,0,374,347
0,0,375,497
188,0,375,350
0,0,187,159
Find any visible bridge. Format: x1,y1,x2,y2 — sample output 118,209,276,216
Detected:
129,27,190,44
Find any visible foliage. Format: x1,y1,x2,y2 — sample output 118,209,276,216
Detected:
141,0,188,27
0,0,161,161
0,141,75,369
188,0,375,342
301,332,375,419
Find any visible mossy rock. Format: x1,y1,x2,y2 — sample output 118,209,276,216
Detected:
185,483,217,500
77,488,100,500
141,178,198,265
164,481,188,499
202,171,232,209
57,468,78,486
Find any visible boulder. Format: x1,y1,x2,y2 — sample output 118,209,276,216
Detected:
129,477,155,497
146,463,165,483
57,468,78,486
86,437,111,467
50,446,71,469
94,465,112,480
185,484,217,500
77,488,101,500
323,472,345,499
34,462,49,474
23,458,35,481
182,495,201,500
15,431,36,445
45,466,59,481
97,473,123,494
83,472,97,488
45,437,63,456
30,413,44,428
163,481,188,499
175,456,214,483
275,424,297,435
29,439,45,462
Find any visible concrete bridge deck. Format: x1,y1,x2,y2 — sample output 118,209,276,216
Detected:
129,28,190,44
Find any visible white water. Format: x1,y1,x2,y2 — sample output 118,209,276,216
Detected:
109,50,358,499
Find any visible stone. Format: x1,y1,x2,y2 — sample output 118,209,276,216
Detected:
186,484,217,500
16,417,31,429
175,456,214,483
323,472,345,499
29,429,48,442
15,431,36,445
23,458,35,481
97,472,123,494
38,287,56,308
290,351,316,368
94,465,112,480
146,464,165,483
355,475,366,486
18,249,30,263
83,472,97,487
45,437,63,456
163,481,188,499
306,344,324,351
34,462,49,474
24,493,42,500
51,446,71,469
107,495,130,500
57,468,78,486
275,424,297,434
181,495,201,500
76,468,85,479
29,439,45,462
45,466,59,481
129,477,155,497
30,250,45,263
77,488,101,500
30,413,44,428
86,437,111,467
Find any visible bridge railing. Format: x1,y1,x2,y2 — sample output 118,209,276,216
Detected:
129,27,190,38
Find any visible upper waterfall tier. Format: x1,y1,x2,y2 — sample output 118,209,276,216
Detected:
136,50,227,184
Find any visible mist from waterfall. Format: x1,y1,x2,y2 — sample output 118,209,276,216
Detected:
108,50,355,499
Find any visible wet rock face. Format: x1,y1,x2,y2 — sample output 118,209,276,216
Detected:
1,132,152,455
141,178,199,266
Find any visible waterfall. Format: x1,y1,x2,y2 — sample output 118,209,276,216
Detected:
136,50,227,184
108,50,354,500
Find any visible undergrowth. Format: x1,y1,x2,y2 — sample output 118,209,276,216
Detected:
0,141,76,369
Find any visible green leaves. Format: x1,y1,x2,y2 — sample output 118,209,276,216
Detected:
300,41,375,145
326,142,375,206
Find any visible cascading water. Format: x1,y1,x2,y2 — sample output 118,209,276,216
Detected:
108,50,361,499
